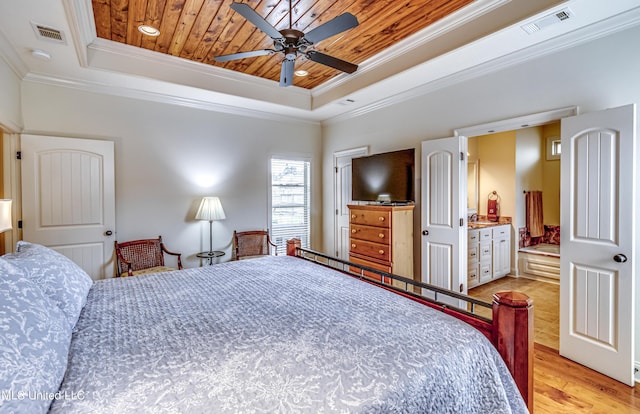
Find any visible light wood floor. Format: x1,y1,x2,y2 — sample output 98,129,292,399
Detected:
534,343,640,413
468,276,559,349
469,276,640,413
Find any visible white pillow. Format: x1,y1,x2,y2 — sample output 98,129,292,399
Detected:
4,241,93,330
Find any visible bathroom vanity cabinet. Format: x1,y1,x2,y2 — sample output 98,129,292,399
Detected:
468,224,510,288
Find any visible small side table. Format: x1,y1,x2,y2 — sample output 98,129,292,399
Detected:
196,251,225,266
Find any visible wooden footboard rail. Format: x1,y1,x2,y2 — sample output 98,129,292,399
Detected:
286,239,533,412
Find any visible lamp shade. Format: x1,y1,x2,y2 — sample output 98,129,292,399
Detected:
195,197,226,221
0,199,12,233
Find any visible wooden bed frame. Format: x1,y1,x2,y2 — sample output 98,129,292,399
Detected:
286,239,533,412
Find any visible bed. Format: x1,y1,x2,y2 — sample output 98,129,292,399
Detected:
1,240,532,413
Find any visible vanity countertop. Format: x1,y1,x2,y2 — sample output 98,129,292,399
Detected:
467,216,512,229
468,221,503,229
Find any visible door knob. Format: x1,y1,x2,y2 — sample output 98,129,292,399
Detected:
613,254,628,263
105,230,113,236
422,230,429,236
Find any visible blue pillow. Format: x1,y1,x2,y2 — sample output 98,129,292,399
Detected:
4,241,93,330
0,258,72,414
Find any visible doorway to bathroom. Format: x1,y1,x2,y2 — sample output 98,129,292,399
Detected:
465,122,561,350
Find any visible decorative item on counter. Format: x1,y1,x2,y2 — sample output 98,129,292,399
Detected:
487,191,500,222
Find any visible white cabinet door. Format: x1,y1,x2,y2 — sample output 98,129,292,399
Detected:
493,235,510,277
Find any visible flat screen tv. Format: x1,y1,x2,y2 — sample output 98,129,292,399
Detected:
352,148,415,204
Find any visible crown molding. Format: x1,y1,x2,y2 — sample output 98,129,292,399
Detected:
62,0,96,68
22,72,320,127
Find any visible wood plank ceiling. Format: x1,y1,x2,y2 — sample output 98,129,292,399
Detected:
92,0,474,89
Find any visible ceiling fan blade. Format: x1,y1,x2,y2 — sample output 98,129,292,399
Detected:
304,13,359,44
306,51,358,74
279,59,295,87
230,2,282,39
214,49,274,62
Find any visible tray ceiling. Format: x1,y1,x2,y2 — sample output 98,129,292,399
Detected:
91,0,474,89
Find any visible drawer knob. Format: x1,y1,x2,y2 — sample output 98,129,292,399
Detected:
351,244,356,248
378,233,385,239
351,229,356,233
378,250,385,255
351,214,356,219
378,216,385,222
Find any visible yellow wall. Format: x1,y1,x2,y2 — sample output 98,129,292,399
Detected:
542,122,561,225
472,124,560,228
473,131,517,220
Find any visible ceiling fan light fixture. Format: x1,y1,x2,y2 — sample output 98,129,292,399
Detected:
138,25,160,37
216,2,359,87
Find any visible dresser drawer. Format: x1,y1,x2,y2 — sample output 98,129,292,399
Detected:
350,224,390,244
479,242,492,263
350,209,391,228
479,263,492,283
479,228,492,241
468,264,479,287
468,243,479,262
492,225,509,239
350,239,391,262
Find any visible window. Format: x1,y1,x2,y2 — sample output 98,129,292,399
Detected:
270,157,310,253
546,136,561,160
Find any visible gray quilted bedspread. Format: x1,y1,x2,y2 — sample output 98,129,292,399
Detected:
49,256,527,413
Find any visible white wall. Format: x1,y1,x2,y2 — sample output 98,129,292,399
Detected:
0,55,22,131
515,127,544,232
20,82,322,268
322,25,640,371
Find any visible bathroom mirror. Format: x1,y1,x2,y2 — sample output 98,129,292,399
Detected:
467,160,478,214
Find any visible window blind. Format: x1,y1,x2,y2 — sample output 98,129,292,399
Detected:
270,158,310,253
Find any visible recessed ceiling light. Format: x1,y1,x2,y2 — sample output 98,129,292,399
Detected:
138,25,160,37
31,49,51,61
294,70,308,77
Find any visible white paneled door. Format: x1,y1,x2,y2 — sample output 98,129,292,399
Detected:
421,137,467,303
560,104,636,385
21,135,115,280
333,147,367,259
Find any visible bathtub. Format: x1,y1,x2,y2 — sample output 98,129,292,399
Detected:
518,243,560,283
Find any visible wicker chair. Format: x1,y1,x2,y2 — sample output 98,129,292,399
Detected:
114,236,183,277
233,230,277,260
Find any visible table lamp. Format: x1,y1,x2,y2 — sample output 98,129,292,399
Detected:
195,196,225,254
0,199,12,233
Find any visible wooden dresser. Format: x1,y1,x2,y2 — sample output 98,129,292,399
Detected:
348,204,414,286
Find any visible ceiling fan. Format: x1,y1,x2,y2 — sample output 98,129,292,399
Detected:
214,2,359,87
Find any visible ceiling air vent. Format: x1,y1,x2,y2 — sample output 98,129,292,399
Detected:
31,22,66,43
521,8,573,35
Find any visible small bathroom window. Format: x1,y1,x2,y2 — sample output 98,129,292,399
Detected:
546,136,561,160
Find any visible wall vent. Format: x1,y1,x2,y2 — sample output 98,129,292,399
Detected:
31,22,66,43
521,8,573,35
